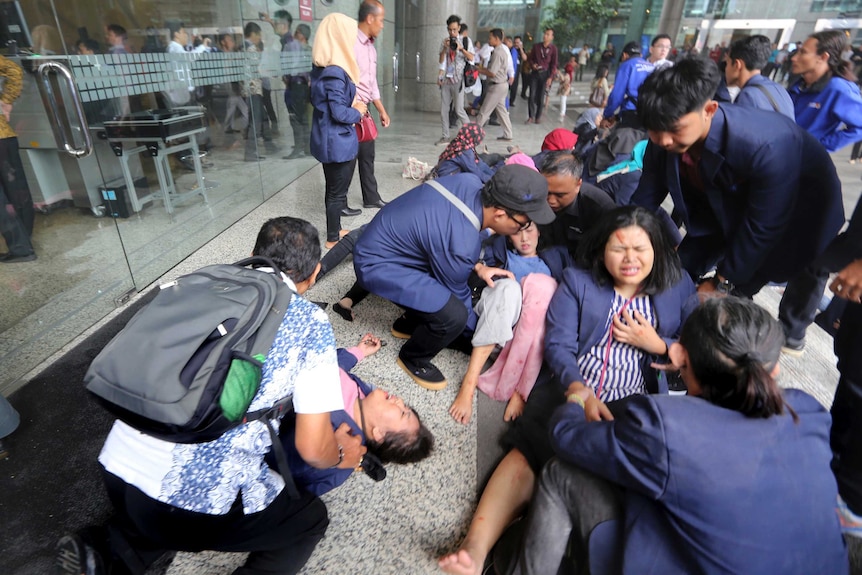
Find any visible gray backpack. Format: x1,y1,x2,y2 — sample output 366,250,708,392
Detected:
85,257,300,494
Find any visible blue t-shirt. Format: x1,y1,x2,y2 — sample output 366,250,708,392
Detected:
506,250,551,283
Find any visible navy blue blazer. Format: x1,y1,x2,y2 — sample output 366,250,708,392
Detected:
310,65,361,164
484,234,572,283
354,173,486,330
550,389,849,574
435,150,496,183
545,267,697,394
735,73,795,120
271,348,369,497
631,104,844,291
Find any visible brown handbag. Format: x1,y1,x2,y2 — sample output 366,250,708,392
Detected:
356,112,378,143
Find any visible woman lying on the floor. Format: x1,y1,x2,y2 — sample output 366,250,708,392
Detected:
449,221,570,425
438,206,697,575
429,123,496,183
272,334,434,495
509,296,849,575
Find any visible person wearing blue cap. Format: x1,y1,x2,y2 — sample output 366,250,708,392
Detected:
353,165,555,389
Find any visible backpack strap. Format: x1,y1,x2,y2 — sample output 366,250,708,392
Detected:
246,396,300,499
427,179,482,231
750,83,781,114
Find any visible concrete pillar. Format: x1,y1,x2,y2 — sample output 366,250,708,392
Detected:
626,0,649,46
657,0,687,42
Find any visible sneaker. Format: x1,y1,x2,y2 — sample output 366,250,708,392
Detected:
396,356,447,390
55,534,104,575
837,495,862,539
390,314,415,339
850,159,857,164
435,137,450,146
781,336,805,357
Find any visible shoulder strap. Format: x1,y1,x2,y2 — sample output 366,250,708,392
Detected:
427,179,482,231
750,83,781,113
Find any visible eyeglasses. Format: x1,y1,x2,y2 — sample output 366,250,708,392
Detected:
505,211,533,231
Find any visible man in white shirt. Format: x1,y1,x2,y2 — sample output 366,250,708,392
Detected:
56,217,365,575
476,28,513,141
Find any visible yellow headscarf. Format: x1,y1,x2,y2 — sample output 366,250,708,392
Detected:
311,13,360,86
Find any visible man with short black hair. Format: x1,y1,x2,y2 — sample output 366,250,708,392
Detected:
476,28,513,141
353,0,389,209
104,24,128,55
244,22,280,161
648,34,673,71
601,40,654,128
55,216,364,575
725,35,794,119
526,27,558,124
353,166,555,389
631,58,844,298
437,14,475,145
538,151,615,257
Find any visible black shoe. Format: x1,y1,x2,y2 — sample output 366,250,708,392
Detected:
782,336,805,357
332,302,354,322
55,534,104,575
489,119,501,126
396,356,447,390
363,200,387,209
283,149,307,160
311,300,329,310
341,207,362,217
0,253,36,263
244,154,265,162
225,128,239,134
391,314,417,339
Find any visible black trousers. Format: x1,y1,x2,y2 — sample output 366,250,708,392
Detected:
528,71,550,121
0,136,34,239
833,302,862,514
509,73,520,106
356,139,381,205
322,159,357,242
261,87,278,129
101,468,328,575
285,81,310,154
399,293,468,365
246,94,276,157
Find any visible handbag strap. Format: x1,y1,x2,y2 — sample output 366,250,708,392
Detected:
427,179,481,231
750,83,781,114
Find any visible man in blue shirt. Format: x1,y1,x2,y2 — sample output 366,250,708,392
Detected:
353,166,555,389
725,35,794,119
601,41,654,129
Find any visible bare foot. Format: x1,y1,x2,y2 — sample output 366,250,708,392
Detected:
503,392,525,422
449,380,476,425
438,548,482,575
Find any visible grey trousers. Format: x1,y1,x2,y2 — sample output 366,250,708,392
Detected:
440,82,469,139
472,278,522,347
514,459,623,575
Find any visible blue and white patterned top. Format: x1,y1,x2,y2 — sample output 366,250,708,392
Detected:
577,292,656,402
99,277,343,515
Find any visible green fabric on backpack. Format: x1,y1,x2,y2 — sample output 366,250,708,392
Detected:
219,354,267,422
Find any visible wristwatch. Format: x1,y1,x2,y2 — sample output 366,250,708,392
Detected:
714,276,735,295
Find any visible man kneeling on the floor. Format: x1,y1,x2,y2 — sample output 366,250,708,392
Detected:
353,165,555,390
56,217,364,575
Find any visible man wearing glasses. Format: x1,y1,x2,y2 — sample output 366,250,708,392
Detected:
436,14,474,145
648,34,674,71
353,166,555,389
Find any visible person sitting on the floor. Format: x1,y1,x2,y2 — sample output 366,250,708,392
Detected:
353,165,555,390
429,123,496,183
449,219,571,425
511,297,849,575
275,333,433,495
438,206,696,575
56,217,364,575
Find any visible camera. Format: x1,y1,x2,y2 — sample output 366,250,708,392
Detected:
449,37,459,51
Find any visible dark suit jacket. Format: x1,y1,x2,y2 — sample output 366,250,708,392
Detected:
310,65,361,164
539,182,615,257
545,267,697,394
631,104,844,292
550,389,849,574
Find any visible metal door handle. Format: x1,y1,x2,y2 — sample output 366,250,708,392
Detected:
393,51,399,93
416,51,421,82
36,61,93,158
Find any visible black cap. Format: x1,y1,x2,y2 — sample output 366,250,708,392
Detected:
622,41,641,56
485,165,555,225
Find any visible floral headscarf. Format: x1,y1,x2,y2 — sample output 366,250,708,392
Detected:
438,124,486,165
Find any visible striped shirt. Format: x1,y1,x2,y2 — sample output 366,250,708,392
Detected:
578,292,656,402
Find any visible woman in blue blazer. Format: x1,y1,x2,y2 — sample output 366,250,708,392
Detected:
516,297,848,575
310,13,367,247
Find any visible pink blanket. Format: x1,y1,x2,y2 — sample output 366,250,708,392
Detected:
477,273,558,402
